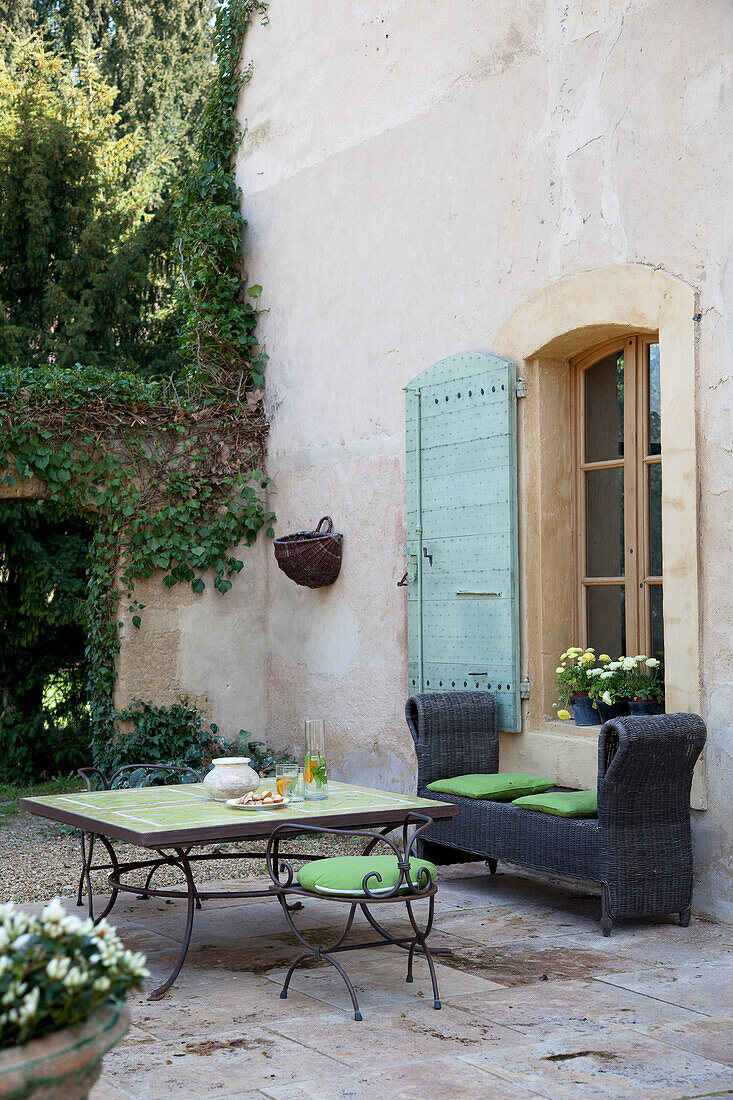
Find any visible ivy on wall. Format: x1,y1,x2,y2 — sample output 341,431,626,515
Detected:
0,0,272,742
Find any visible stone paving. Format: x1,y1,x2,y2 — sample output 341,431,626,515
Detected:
39,863,733,1099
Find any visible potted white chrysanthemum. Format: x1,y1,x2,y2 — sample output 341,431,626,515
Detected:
0,899,147,1099
626,656,665,715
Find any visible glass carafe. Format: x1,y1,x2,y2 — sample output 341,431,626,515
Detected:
304,719,328,800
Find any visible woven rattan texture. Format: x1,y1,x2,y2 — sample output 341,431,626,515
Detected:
273,516,343,588
405,691,499,790
406,692,706,930
597,713,707,919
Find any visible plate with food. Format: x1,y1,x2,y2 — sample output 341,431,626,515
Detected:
226,790,289,811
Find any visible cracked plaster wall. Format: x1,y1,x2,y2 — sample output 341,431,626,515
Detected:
105,1,732,918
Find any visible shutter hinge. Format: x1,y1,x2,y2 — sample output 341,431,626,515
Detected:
519,678,532,699
516,379,527,398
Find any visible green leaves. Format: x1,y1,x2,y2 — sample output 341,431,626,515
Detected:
0,1,273,753
174,0,268,396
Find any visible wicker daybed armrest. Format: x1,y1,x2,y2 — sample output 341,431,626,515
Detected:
405,691,499,790
597,711,706,819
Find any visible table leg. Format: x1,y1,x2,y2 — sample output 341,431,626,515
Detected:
148,846,197,1001
77,832,121,923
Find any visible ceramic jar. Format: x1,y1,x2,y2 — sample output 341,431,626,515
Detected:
202,757,260,802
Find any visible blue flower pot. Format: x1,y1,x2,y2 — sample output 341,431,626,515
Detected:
596,698,630,723
628,699,665,716
570,694,601,726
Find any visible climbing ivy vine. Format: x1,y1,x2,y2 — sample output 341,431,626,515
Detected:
0,0,272,742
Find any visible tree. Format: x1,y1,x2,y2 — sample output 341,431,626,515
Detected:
0,501,93,782
0,1,215,378
0,1,214,171
0,39,172,373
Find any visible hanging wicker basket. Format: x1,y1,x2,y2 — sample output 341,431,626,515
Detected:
273,516,343,588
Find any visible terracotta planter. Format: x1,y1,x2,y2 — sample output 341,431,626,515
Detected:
0,1001,129,1100
628,699,665,716
570,693,601,726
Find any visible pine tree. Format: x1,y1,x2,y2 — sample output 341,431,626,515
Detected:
0,0,215,377
0,40,169,371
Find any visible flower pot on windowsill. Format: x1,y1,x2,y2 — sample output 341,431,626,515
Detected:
570,693,601,726
596,697,630,723
628,698,665,716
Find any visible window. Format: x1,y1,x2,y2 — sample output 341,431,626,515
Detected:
573,335,663,663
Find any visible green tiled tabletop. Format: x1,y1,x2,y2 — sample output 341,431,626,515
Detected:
20,780,457,847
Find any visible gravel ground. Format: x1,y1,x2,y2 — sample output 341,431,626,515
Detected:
0,808,365,905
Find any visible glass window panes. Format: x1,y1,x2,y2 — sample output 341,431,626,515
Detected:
585,351,624,462
648,463,662,576
585,468,624,577
587,585,626,658
648,343,661,456
649,585,664,664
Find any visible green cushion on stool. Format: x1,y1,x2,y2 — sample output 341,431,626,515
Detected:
427,772,554,800
296,855,437,897
511,790,598,818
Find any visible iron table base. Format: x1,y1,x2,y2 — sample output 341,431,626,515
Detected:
77,841,310,999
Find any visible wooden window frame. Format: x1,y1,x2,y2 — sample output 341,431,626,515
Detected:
572,334,661,657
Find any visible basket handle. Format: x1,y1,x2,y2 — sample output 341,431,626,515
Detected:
315,516,334,533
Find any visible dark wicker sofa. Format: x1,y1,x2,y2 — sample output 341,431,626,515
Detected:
406,691,707,934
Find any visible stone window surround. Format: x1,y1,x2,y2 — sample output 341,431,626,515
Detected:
492,264,705,806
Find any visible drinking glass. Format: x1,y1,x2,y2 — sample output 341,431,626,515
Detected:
276,762,301,803
304,719,328,800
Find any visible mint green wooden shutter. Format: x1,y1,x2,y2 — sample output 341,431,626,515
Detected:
405,352,521,732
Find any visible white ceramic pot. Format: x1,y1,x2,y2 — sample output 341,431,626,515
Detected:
202,757,260,802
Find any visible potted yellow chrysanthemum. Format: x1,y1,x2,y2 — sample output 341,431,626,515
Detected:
0,900,147,1099
554,647,605,726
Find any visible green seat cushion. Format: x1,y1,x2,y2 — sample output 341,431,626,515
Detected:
511,790,598,818
296,855,437,897
426,772,554,801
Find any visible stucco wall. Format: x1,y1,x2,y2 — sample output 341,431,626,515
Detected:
139,1,731,916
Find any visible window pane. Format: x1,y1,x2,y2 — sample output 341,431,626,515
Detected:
587,585,626,658
648,463,662,575
648,343,661,456
586,468,624,577
585,351,624,462
649,584,664,664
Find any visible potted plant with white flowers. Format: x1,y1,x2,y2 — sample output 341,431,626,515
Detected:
554,647,604,726
586,657,634,722
626,656,665,715
0,899,147,1099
